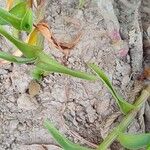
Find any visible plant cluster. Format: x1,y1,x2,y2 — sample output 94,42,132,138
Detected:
0,0,96,81
0,0,150,150
45,66,150,150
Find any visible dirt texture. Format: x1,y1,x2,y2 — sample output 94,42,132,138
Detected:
0,0,150,150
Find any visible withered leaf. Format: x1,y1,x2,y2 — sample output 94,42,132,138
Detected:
36,22,82,55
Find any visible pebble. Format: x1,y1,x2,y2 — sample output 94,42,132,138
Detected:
17,94,38,110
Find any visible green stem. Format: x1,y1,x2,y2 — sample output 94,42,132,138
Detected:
97,85,150,150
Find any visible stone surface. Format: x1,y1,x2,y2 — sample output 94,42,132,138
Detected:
0,0,148,150
17,94,38,110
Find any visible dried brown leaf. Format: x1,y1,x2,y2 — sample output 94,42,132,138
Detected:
138,68,150,81
36,22,82,55
36,23,63,51
6,0,14,10
35,0,45,7
143,68,150,79
28,0,33,8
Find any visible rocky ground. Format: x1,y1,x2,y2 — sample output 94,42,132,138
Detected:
0,0,150,150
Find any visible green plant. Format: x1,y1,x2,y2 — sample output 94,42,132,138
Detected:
44,65,150,150
0,0,96,81
118,133,150,149
79,0,85,8
89,64,135,114
0,1,33,32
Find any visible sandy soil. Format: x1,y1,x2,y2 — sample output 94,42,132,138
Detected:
0,0,150,150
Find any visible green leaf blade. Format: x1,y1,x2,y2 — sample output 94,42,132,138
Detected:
147,145,150,150
0,51,36,63
37,61,97,81
0,2,33,32
118,133,150,149
0,7,21,29
0,2,28,26
32,67,43,80
0,16,8,25
21,8,33,32
44,120,92,150
0,26,42,58
88,63,135,114
9,2,27,18
36,53,97,81
79,0,85,8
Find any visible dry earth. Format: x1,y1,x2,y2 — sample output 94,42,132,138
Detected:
0,0,150,150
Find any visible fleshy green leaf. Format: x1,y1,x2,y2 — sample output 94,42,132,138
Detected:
37,62,97,81
44,120,93,150
0,26,42,58
0,7,21,29
118,133,150,149
9,2,27,18
0,2,27,25
21,8,33,32
79,0,85,8
0,2,33,31
0,51,36,63
32,67,43,80
88,63,135,114
0,17,8,25
36,53,97,81
147,145,150,150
